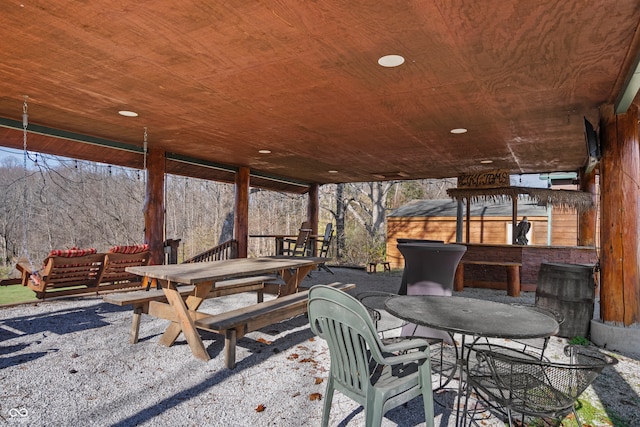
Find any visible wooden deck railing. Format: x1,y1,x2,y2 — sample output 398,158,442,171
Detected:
183,239,238,263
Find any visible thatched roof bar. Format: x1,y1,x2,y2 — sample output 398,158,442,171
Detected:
446,186,594,212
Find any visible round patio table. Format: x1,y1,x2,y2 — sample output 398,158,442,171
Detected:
385,295,559,426
385,295,559,339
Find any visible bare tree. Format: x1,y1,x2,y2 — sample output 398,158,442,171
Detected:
1,149,459,275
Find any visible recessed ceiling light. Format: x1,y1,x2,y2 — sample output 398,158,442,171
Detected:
378,55,405,68
450,128,467,134
118,110,138,117
480,160,493,164
328,170,338,174
258,149,271,154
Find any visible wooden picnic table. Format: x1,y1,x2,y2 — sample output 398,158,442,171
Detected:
125,256,327,361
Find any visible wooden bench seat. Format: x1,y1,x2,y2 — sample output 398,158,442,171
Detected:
454,260,522,297
367,262,391,273
104,275,276,344
208,275,276,301
194,282,355,369
104,286,196,343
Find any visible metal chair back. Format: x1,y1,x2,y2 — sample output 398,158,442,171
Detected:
464,345,618,426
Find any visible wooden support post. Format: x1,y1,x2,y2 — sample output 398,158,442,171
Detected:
144,148,165,265
164,238,181,264
505,265,521,297
578,167,597,247
308,183,319,256
465,197,470,243
512,197,518,245
599,104,640,326
234,167,250,258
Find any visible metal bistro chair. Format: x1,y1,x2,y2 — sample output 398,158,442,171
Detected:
468,303,565,365
463,345,618,427
308,285,435,427
506,303,565,359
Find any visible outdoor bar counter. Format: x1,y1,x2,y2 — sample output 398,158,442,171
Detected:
454,243,598,292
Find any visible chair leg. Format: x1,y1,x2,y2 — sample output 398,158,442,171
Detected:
506,408,515,427
321,379,335,427
422,386,435,427
461,377,473,426
572,408,583,427
365,401,383,427
319,264,334,274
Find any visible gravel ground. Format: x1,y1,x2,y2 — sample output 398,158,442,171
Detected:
1,267,638,426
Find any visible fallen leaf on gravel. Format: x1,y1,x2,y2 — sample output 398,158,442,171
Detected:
257,338,272,345
299,358,316,364
255,404,266,412
309,337,315,342
314,377,323,384
287,353,299,360
309,393,322,401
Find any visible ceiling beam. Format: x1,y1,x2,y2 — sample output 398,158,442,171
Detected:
0,117,142,154
615,52,640,114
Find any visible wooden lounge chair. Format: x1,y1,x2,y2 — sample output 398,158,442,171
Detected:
315,223,334,273
281,221,312,256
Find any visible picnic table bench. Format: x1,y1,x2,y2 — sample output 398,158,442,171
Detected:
104,274,276,344
194,281,355,368
105,280,354,368
107,256,332,363
454,260,522,297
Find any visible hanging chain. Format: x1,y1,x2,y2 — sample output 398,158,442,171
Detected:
21,96,35,268
143,127,148,187
142,127,148,242
143,127,148,171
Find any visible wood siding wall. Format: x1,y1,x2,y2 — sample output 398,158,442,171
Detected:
387,209,599,292
387,215,549,268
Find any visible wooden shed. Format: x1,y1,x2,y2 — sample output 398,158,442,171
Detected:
386,199,581,270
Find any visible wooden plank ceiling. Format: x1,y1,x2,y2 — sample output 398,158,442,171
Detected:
1,1,640,193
